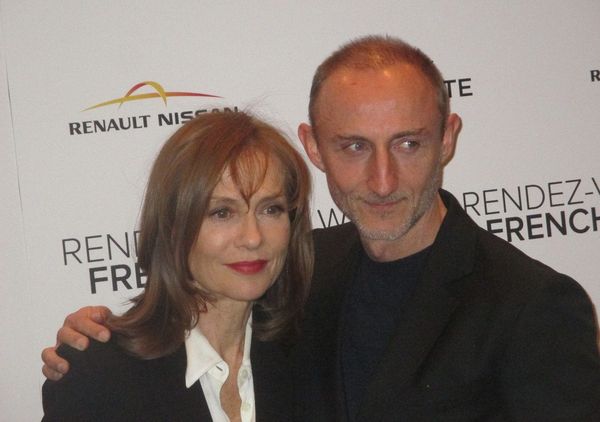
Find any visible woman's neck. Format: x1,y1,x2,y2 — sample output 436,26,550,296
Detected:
196,300,252,363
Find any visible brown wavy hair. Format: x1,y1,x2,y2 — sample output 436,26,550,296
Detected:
109,111,313,359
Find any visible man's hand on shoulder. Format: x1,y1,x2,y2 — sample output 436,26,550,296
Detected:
41,306,112,381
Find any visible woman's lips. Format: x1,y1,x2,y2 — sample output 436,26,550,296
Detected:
226,260,268,275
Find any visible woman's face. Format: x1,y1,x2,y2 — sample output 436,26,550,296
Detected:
188,158,291,306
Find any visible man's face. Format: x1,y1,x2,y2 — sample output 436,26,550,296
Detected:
300,63,458,254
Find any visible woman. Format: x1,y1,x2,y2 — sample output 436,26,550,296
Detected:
42,111,313,421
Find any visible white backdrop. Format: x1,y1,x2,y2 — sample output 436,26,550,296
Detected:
1,1,599,420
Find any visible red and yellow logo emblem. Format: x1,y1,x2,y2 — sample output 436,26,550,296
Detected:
83,81,221,111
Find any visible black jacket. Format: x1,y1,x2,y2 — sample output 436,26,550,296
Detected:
293,190,600,421
42,329,293,421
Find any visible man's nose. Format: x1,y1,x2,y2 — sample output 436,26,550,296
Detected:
367,149,398,197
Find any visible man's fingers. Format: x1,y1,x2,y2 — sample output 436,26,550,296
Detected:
56,326,91,351
42,365,64,381
61,306,111,344
42,305,113,380
89,306,112,324
41,347,69,380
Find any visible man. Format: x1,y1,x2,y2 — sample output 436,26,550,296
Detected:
43,36,600,421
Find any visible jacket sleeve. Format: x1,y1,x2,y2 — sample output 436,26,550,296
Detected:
499,274,600,421
42,343,102,421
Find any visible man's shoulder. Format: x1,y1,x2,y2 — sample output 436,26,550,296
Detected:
312,222,359,249
440,190,586,300
311,222,361,267
305,224,363,295
476,223,564,278
461,216,588,304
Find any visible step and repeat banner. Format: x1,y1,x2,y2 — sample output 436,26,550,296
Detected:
1,1,599,419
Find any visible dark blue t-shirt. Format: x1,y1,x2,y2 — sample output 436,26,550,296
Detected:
341,245,431,420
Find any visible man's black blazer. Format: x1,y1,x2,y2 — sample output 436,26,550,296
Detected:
42,330,293,421
293,190,600,421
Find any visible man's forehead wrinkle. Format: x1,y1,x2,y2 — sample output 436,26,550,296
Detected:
333,134,369,142
356,98,399,113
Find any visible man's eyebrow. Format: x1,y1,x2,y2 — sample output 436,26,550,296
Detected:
388,128,428,142
332,134,369,143
333,128,427,143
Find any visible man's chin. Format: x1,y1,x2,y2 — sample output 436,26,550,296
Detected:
354,220,410,242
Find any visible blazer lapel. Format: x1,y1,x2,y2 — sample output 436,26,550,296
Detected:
251,335,294,421
332,241,363,420
356,191,478,420
149,346,213,421
149,327,295,421
294,225,363,421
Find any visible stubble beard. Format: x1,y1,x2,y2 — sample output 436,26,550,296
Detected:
329,164,443,242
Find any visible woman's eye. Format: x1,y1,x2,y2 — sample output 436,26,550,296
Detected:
265,204,286,216
210,208,232,219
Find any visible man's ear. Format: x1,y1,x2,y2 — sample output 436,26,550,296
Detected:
298,123,326,172
440,113,462,165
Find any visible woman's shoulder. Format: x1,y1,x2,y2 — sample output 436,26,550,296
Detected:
57,337,140,375
42,338,177,420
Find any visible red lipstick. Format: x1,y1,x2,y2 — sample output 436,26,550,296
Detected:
226,260,268,275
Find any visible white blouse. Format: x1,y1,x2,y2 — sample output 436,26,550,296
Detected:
184,318,255,422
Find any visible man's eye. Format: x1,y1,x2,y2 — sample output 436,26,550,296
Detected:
399,139,419,150
345,142,366,153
